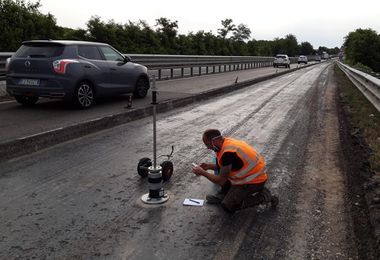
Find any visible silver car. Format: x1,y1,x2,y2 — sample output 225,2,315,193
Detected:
6,40,150,108
297,55,308,64
273,54,290,68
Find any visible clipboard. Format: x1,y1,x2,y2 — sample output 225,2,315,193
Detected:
183,198,204,206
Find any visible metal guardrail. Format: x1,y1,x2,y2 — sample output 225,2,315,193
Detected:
0,52,318,81
338,61,380,112
0,52,13,80
130,54,277,80
0,52,277,81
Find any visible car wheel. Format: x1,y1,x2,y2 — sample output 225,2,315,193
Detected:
134,77,149,98
74,82,95,108
14,95,39,106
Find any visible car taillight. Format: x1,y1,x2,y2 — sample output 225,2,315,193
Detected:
5,58,11,73
52,59,78,74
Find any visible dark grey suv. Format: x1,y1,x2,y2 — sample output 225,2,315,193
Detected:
6,40,150,108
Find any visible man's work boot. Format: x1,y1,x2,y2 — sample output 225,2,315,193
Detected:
206,192,225,204
270,195,279,209
260,188,272,204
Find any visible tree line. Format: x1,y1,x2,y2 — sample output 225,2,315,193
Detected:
0,0,350,61
343,28,380,73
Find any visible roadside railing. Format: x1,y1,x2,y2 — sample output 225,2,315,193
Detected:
338,61,380,112
0,52,288,81
0,52,317,81
0,52,13,80
130,54,276,80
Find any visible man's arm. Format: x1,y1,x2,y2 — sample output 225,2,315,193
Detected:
192,165,231,186
200,162,217,171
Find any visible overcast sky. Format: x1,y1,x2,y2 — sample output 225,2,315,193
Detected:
38,0,380,49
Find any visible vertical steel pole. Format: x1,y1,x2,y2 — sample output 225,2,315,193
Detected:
152,75,157,168
141,75,169,204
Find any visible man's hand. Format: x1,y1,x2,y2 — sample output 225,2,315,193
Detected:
200,162,210,170
192,165,205,176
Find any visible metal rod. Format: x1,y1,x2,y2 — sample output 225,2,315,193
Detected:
153,105,157,168
151,75,157,168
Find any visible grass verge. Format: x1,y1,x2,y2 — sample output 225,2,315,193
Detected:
335,63,380,255
335,65,380,173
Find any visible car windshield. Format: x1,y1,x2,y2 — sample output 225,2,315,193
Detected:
276,55,286,58
15,44,64,58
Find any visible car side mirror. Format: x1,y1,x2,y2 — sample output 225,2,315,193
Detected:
124,55,132,63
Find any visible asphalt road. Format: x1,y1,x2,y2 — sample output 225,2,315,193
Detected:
0,63,310,143
0,62,359,259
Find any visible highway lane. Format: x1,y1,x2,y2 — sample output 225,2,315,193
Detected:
0,62,358,259
0,63,312,144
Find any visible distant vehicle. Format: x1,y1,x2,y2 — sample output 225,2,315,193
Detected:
315,56,321,62
6,40,150,108
273,54,290,68
297,55,308,64
321,52,329,60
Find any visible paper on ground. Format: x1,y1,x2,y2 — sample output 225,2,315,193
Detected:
183,198,204,206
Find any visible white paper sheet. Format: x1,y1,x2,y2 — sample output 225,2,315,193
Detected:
183,198,204,206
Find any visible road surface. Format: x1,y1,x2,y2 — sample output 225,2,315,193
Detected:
0,62,362,259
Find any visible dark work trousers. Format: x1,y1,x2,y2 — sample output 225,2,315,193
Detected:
221,181,266,213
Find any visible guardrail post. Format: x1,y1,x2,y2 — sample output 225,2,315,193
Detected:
198,66,201,76
191,67,193,76
158,69,162,80
181,68,184,78
206,66,209,74
213,66,215,74
170,68,174,79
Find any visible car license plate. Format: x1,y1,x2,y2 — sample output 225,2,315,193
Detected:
19,79,40,86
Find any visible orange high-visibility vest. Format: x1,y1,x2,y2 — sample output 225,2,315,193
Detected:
216,137,267,185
